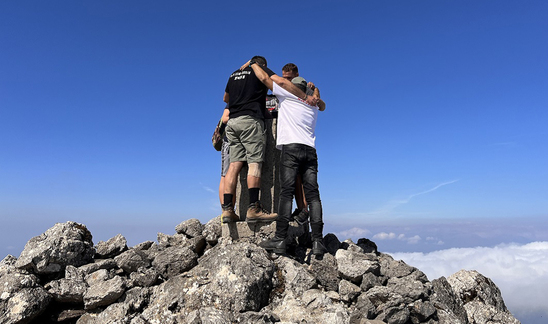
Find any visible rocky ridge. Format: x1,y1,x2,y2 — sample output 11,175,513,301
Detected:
0,218,520,324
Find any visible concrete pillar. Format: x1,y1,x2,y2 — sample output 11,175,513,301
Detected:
234,118,280,218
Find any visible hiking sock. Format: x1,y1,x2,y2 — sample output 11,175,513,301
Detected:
248,188,260,204
223,194,234,207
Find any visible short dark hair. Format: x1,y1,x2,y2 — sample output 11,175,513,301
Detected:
252,56,267,67
282,63,298,74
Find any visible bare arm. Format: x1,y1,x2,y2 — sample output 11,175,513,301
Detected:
249,63,273,91
221,107,230,124
223,92,229,103
317,98,326,111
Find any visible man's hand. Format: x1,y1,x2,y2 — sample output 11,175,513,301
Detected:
307,82,316,91
240,60,251,71
305,95,320,106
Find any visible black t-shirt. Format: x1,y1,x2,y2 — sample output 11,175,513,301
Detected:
225,66,275,120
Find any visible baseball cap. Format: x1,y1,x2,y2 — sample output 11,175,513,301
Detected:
291,77,307,92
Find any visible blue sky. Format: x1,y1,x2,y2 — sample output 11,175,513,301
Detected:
1,1,547,322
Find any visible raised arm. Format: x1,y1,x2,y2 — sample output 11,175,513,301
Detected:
249,63,273,91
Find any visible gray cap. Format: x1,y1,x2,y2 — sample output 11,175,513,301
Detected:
291,77,307,92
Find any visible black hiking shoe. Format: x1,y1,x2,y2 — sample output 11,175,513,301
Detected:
312,239,327,256
259,237,286,254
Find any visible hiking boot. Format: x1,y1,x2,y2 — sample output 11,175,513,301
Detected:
246,201,278,223
312,239,327,256
294,209,309,226
221,204,239,223
260,237,286,254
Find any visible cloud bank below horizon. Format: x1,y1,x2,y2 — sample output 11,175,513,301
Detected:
391,242,548,321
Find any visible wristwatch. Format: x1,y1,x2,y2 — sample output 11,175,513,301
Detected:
249,59,256,66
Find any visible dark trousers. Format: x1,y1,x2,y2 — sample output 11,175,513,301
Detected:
275,143,324,241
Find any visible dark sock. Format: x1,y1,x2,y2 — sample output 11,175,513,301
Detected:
223,194,234,207
249,188,260,204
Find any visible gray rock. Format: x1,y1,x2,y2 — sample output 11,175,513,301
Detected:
120,287,152,314
83,275,126,310
151,246,198,279
376,304,410,324
141,242,274,322
309,252,340,291
409,300,437,322
78,258,118,275
0,286,51,324
15,221,95,275
133,240,155,250
270,288,350,324
95,234,128,259
45,277,87,303
431,276,469,324
115,249,151,274
157,233,206,254
129,267,159,287
339,279,361,303
385,276,431,303
2,219,522,324
85,269,110,286
185,307,233,324
349,294,376,323
202,216,222,246
0,262,51,324
336,248,380,284
447,270,520,324
175,218,204,238
77,302,130,323
361,271,384,291
277,257,317,296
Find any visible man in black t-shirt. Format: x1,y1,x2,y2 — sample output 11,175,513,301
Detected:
221,56,278,224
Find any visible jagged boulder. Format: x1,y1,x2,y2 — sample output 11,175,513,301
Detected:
141,242,275,322
175,218,204,238
0,218,522,324
448,270,520,324
15,221,95,275
0,255,52,323
95,234,128,259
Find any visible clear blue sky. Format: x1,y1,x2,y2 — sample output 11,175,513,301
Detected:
1,1,547,321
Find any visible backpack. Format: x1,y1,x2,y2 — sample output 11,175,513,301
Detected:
212,118,226,151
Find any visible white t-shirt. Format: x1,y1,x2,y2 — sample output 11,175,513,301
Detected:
273,82,319,149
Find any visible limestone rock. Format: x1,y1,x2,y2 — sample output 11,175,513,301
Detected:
95,234,128,259
2,218,521,324
83,275,126,310
175,218,204,238
336,248,380,284
0,260,52,324
202,216,222,246
448,270,520,324
115,249,151,274
15,221,95,275
151,246,198,279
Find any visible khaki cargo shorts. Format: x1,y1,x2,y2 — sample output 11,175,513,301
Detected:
225,115,265,164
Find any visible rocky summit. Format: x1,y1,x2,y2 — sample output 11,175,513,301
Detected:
0,218,520,324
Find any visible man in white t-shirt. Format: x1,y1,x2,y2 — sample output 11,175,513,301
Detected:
248,62,327,256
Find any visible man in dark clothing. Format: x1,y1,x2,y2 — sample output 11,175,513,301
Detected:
221,56,278,223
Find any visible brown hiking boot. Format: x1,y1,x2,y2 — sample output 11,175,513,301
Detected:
221,204,240,223
246,201,278,223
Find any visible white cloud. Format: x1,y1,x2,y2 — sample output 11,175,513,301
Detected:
337,227,371,239
373,232,397,240
391,242,548,319
372,232,421,244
